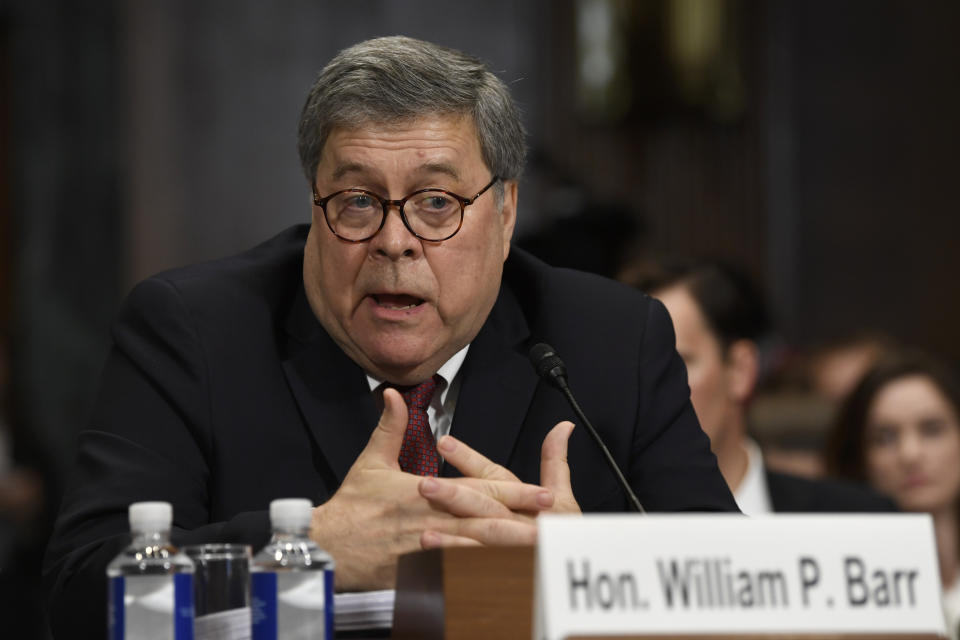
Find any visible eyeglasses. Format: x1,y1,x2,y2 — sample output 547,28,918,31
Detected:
312,176,499,243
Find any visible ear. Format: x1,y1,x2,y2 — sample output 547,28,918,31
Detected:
500,180,518,261
726,339,759,403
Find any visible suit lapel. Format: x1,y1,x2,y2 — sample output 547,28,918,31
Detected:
443,285,537,476
282,285,378,485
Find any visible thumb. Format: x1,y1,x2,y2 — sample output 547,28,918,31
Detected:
357,387,409,469
540,421,575,497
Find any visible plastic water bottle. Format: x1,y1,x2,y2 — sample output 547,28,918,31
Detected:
251,498,334,639
106,501,195,640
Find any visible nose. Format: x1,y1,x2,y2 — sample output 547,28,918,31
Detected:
896,430,924,465
368,204,422,260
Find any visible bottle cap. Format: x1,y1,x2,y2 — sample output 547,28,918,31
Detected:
269,498,313,530
129,501,173,532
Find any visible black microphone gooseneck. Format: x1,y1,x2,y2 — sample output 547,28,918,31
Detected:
528,343,646,514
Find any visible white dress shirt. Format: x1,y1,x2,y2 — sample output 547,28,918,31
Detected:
733,438,774,516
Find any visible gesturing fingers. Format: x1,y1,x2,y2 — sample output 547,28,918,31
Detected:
437,435,520,482
420,530,482,550
418,476,553,518
433,516,539,547
540,421,581,514
354,388,408,471
540,421,574,491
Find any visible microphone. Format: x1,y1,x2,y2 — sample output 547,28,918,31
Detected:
528,343,646,513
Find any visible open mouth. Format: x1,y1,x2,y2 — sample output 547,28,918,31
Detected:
371,293,425,310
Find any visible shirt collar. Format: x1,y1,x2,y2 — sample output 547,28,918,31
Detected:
365,344,470,399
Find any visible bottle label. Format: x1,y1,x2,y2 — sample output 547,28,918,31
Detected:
109,576,125,640
251,572,278,639
251,570,333,639
108,574,194,640
174,574,195,640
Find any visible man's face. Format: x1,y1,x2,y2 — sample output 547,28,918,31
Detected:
303,114,517,385
655,285,737,450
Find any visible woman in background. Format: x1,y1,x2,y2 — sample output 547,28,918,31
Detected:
826,349,960,637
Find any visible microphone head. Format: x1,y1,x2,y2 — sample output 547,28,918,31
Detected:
528,342,568,389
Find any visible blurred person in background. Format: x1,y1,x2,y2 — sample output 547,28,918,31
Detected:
633,259,896,514
744,331,894,479
806,332,894,404
825,349,960,637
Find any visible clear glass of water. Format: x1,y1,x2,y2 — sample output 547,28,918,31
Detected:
184,543,252,639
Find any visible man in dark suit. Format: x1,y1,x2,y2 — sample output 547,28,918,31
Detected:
43,36,736,636
638,260,896,513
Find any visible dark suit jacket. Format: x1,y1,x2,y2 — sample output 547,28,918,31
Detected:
766,469,898,513
43,225,735,637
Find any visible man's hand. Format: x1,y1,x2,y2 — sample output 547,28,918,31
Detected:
417,421,581,549
309,389,559,591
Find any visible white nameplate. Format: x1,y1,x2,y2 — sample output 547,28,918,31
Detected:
534,514,946,639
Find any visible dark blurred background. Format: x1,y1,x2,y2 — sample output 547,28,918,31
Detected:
0,0,958,633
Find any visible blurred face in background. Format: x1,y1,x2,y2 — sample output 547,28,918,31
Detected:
656,284,736,450
864,374,960,514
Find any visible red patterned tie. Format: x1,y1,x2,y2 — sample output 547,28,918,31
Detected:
397,376,440,476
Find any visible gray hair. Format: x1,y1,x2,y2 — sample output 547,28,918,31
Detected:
297,36,526,205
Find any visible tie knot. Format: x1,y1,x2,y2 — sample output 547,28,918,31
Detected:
398,375,438,411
